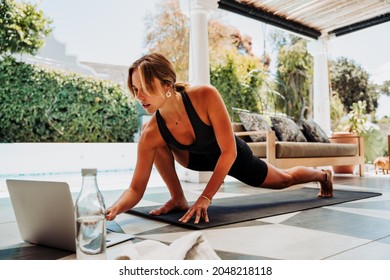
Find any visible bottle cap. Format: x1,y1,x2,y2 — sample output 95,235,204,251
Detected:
81,168,97,176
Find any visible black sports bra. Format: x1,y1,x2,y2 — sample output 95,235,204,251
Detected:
156,91,220,154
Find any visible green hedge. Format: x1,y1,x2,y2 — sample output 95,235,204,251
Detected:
0,57,138,142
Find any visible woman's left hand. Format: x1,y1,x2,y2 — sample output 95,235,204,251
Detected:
178,197,211,224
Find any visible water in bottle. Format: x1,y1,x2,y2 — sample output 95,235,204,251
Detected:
75,168,107,260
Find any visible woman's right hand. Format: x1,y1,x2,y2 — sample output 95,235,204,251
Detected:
105,207,118,221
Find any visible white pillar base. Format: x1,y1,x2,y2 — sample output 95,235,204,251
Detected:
177,165,212,183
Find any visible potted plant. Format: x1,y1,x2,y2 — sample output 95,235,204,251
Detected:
331,100,367,173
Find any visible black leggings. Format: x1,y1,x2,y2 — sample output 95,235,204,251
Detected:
187,137,268,187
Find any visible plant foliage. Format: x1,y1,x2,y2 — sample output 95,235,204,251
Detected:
0,0,52,57
273,34,313,121
144,0,262,84
210,51,263,121
144,0,189,81
0,57,138,142
330,57,378,113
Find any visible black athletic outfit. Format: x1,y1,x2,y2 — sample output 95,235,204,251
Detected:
155,91,268,187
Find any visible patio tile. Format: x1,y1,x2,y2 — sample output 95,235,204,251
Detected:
1,169,390,260
327,240,390,260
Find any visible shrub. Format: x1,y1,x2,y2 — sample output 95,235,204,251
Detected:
210,51,263,121
0,57,138,142
0,0,52,56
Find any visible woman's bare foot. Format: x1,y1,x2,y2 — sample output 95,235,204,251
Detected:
318,169,333,197
149,198,189,215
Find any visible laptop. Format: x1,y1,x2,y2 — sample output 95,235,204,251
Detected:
6,179,134,252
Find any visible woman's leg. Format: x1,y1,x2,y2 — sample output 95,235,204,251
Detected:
149,145,190,215
261,163,333,197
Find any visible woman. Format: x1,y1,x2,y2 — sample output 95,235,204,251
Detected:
106,53,333,224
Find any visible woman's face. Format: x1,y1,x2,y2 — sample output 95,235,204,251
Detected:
131,69,166,114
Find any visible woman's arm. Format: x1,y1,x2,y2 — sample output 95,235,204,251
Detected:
106,125,158,220
179,85,237,223
201,85,237,197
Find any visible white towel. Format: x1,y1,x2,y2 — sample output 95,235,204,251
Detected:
116,232,220,260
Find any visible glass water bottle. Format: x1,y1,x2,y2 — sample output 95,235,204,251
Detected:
75,168,107,260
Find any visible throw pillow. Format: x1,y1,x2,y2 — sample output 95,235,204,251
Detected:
271,116,307,142
301,119,330,143
238,112,272,142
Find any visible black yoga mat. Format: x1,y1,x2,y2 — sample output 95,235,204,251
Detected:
127,188,381,230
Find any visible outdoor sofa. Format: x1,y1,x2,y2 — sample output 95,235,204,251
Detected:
232,112,365,176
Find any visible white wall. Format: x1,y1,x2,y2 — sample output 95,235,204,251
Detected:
0,143,138,175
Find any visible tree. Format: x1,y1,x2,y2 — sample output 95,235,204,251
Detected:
144,0,189,81
144,0,259,82
271,31,313,121
379,80,390,96
208,17,254,63
144,0,266,117
330,57,378,114
0,0,52,57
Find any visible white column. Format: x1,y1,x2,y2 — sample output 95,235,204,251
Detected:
187,0,218,85
177,0,218,183
307,37,332,136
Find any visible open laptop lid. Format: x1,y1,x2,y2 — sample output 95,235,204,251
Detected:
6,179,76,252
6,179,134,253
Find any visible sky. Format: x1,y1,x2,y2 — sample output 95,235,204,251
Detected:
28,0,390,118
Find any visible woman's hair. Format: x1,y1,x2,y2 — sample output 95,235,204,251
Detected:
128,53,188,96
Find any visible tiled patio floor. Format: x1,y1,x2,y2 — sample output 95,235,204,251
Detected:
1,167,390,260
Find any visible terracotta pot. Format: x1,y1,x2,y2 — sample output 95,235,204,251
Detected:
330,132,358,174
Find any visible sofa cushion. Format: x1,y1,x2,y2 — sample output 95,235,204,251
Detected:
275,142,358,158
301,120,330,143
238,112,272,142
271,116,307,142
246,142,267,157
246,141,357,158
